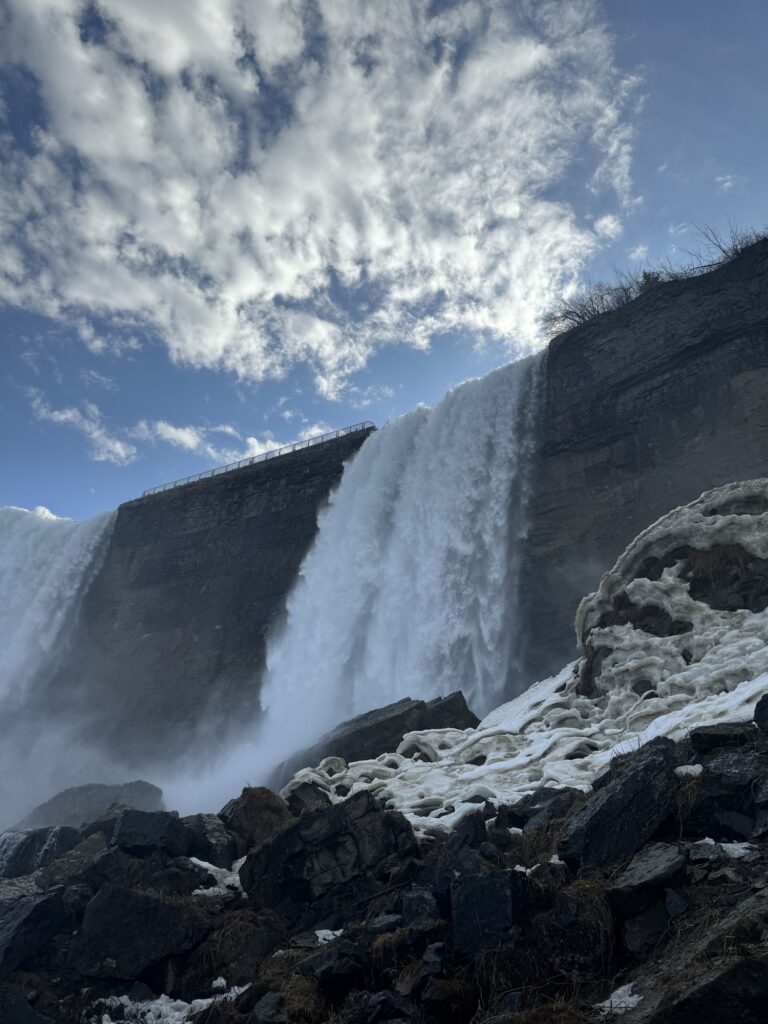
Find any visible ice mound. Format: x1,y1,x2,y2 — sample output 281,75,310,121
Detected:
283,480,768,833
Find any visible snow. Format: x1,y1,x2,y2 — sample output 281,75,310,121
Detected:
190,856,245,896
596,983,642,1015
674,764,703,778
315,928,344,943
281,481,768,834
96,986,250,1023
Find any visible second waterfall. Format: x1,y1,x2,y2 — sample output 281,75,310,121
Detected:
260,354,543,756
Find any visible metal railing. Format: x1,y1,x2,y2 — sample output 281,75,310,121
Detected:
141,421,375,497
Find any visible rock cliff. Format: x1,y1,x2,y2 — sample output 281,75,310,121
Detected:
521,239,768,685
47,429,373,763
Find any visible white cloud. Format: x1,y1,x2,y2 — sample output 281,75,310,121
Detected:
28,389,137,464
628,243,648,262
594,214,623,240
716,173,745,192
1,0,636,397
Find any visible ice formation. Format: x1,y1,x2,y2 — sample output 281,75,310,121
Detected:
282,480,768,833
257,354,542,775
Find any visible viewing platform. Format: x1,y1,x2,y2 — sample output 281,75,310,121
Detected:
141,421,375,497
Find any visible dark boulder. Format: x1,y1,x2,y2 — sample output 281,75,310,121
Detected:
558,738,678,867
536,881,613,979
609,842,687,916
16,781,163,829
0,879,70,978
272,692,479,788
499,787,581,832
285,782,332,818
685,748,768,840
239,791,417,924
219,788,294,855
181,813,237,868
754,693,768,734
35,833,110,890
111,809,193,858
643,954,768,1023
68,883,211,979
622,900,669,959
0,826,81,879
689,721,759,753
247,992,290,1023
349,990,420,1023
296,939,368,997
450,870,522,955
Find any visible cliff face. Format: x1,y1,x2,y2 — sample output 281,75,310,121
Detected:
47,244,768,760
519,240,768,685
53,430,373,763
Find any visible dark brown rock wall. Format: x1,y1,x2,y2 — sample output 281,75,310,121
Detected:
519,240,768,685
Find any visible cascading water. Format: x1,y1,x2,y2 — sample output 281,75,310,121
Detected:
0,505,116,825
258,354,542,765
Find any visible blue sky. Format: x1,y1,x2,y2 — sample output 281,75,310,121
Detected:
1,0,765,520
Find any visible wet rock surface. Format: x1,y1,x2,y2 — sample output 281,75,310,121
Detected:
1,713,768,1022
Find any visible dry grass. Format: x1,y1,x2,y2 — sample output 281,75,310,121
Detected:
543,222,767,336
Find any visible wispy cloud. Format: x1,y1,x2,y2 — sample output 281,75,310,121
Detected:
28,389,136,464
628,243,648,262
1,0,637,398
80,368,118,391
714,173,744,192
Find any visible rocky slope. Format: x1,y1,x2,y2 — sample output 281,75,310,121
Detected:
2,480,768,1023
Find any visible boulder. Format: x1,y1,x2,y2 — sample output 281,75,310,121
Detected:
285,782,332,818
68,883,211,979
622,900,669,959
755,693,768,734
219,787,294,855
685,749,768,839
609,842,687,916
296,939,368,996
181,813,237,868
0,879,70,978
248,992,290,1023
111,809,193,858
35,833,110,889
349,990,420,1023
16,781,163,829
450,871,521,955
558,738,678,867
239,791,417,924
272,692,479,788
536,881,613,979
689,722,759,753
0,826,81,879
640,955,768,1023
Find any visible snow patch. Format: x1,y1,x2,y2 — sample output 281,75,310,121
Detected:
596,983,642,1015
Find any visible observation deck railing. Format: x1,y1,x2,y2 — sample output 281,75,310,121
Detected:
141,421,375,497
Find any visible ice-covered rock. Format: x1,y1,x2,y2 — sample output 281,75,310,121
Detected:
282,481,768,833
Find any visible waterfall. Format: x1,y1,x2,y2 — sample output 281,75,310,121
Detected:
0,505,116,825
259,354,542,760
